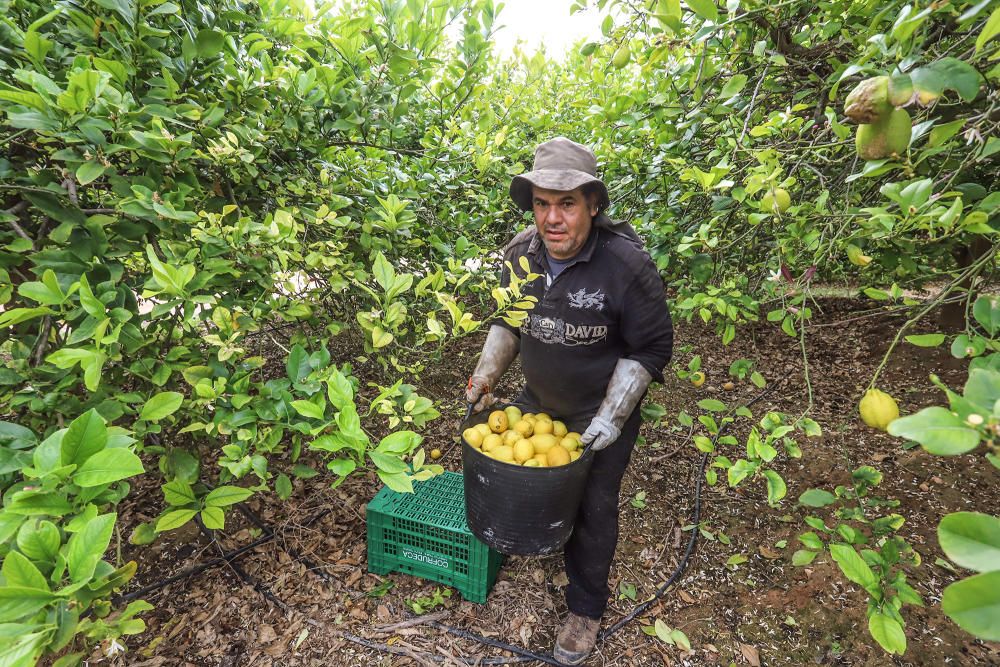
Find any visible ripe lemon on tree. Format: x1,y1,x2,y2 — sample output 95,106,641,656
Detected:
761,188,791,214
859,388,899,430
690,371,706,387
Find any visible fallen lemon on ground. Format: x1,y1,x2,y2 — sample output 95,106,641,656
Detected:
859,388,899,430
430,448,442,460
690,371,706,387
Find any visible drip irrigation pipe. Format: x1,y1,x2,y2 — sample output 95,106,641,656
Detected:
114,508,329,605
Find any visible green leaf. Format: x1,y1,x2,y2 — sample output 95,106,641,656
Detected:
799,489,836,507
204,485,253,507
976,5,1000,54
16,520,59,562
155,509,198,533
719,74,748,99
326,371,354,409
941,570,1000,641
963,368,1000,413
60,409,107,466
938,512,1000,573
327,458,357,477
763,469,786,504
868,612,907,655
972,296,999,335
376,431,421,455
886,407,981,455
73,448,144,487
378,470,413,493
904,333,944,348
291,399,326,420
0,587,58,623
792,549,818,566
685,0,719,22
75,161,105,186
1,550,48,590
369,451,409,474
66,513,116,583
697,399,726,412
286,345,310,382
200,506,225,530
196,29,226,58
829,543,878,594
139,391,184,421
275,473,293,500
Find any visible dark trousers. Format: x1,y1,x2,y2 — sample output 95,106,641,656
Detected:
564,408,642,620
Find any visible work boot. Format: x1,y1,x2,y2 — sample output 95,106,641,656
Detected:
552,612,601,665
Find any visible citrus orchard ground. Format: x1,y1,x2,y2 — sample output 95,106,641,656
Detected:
115,296,999,667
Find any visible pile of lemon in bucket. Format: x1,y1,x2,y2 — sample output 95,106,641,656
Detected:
463,405,583,467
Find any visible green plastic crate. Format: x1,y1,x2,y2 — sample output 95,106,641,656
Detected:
366,471,503,603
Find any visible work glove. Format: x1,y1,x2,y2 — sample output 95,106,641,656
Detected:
466,325,520,413
580,358,653,451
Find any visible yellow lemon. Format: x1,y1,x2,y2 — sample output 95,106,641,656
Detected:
561,436,579,452
546,444,571,467
859,388,899,430
533,419,553,435
523,459,541,467
690,371,706,387
536,412,551,422
493,445,515,463
430,448,442,460
552,421,568,437
530,433,558,454
513,438,535,463
569,450,581,461
530,454,547,467
474,423,492,439
523,413,536,423
482,433,503,452
504,405,523,425
566,432,582,442
488,410,508,434
513,420,533,438
463,428,484,448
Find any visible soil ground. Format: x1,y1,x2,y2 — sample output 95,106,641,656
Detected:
108,296,999,667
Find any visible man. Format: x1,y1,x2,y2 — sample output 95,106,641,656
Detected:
466,137,673,665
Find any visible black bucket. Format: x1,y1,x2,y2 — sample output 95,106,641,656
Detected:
461,406,595,555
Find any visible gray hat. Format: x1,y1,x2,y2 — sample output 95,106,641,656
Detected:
510,137,610,212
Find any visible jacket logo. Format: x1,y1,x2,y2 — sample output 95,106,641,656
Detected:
567,288,605,311
523,315,607,346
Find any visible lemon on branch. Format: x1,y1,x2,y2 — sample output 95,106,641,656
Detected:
859,388,899,430
856,108,911,160
761,188,791,214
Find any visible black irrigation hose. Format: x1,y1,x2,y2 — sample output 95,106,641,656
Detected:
114,508,329,604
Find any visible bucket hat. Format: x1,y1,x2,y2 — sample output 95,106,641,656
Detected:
510,137,610,212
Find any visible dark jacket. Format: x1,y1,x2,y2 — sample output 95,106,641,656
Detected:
495,218,673,425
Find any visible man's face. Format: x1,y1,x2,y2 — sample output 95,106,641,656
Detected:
531,185,598,260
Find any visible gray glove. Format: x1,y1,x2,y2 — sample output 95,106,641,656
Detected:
466,325,519,412
581,358,652,451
